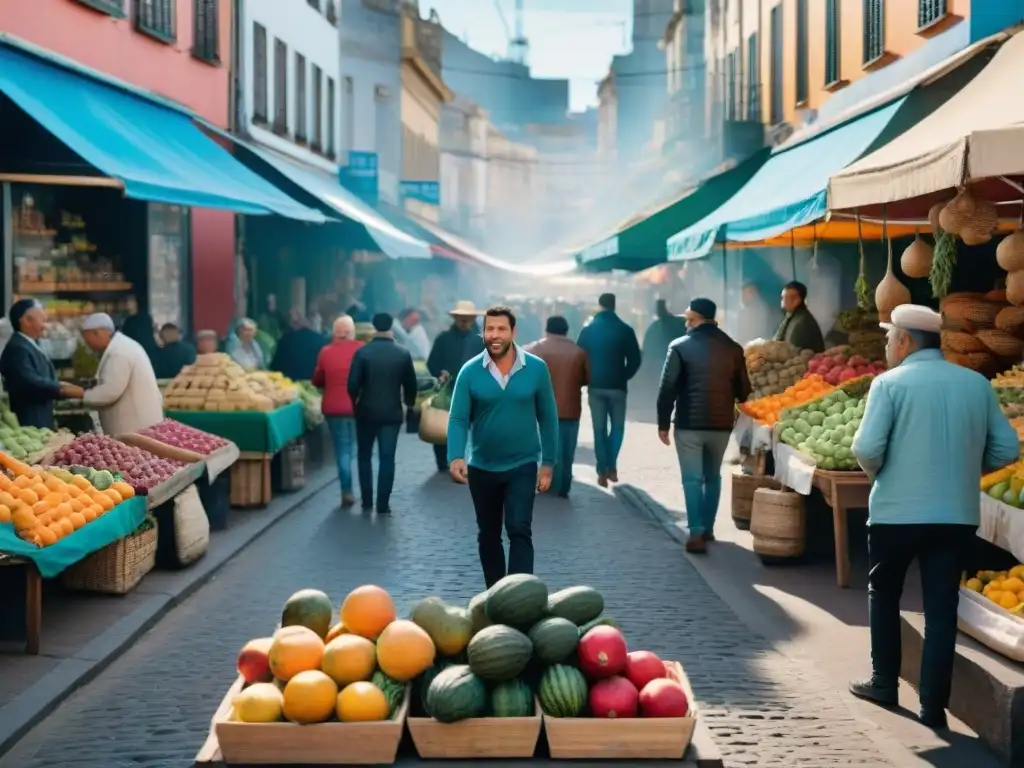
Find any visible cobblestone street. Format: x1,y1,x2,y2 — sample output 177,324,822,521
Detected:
0,423,921,768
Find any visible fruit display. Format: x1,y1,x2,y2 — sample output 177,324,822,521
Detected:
162,354,275,412
136,419,229,455
804,346,886,386
738,375,836,427
49,434,188,494
246,371,300,407
743,340,814,399
297,382,324,429
962,565,1024,614
776,376,874,470
992,366,1024,418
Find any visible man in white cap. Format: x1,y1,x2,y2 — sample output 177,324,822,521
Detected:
849,304,1018,729
79,313,163,436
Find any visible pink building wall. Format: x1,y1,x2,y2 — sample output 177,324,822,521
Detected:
0,0,237,334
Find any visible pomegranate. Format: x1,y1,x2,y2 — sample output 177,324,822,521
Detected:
589,676,638,718
639,678,689,717
578,625,628,679
624,650,666,691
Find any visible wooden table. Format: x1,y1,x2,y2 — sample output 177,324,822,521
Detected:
0,553,42,654
812,469,871,588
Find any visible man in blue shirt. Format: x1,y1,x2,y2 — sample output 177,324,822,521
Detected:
447,306,559,587
849,305,1019,729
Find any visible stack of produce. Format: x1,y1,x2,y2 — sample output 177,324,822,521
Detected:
998,229,1024,306
940,290,1021,374
805,347,886,385
743,340,814,399
992,367,1024,418
0,423,73,463
777,377,874,470
162,354,275,412
297,382,324,429
962,566,1024,614
246,371,300,406
738,375,836,426
135,419,229,455
49,434,188,494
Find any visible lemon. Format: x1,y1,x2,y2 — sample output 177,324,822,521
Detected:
965,578,983,593
234,682,284,723
1010,564,1024,579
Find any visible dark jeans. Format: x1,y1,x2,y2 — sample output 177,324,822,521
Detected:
554,419,580,497
355,420,401,512
433,443,448,472
467,462,538,588
588,389,627,475
868,523,974,711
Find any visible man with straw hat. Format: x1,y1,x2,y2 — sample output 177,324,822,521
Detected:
426,300,485,474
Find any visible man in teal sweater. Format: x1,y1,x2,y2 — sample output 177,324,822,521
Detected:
448,306,559,587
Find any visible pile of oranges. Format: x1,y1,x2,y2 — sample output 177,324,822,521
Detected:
738,375,837,426
1,469,136,547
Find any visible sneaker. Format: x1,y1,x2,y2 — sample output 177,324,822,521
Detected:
597,473,609,488
919,707,948,730
341,493,355,508
848,677,898,708
607,469,619,483
685,535,707,554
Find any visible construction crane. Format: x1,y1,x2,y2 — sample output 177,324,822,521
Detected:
493,0,530,65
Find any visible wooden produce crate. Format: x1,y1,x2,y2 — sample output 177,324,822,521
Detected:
407,698,542,759
544,661,698,760
230,452,272,508
203,675,408,765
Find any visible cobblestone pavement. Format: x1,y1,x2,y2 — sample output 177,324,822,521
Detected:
1,429,909,768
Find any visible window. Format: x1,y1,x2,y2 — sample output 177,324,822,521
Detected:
746,32,760,121
825,0,841,85
374,86,389,164
295,54,307,142
326,1,338,25
918,0,947,29
343,77,355,153
863,0,885,63
795,0,808,103
312,65,324,151
192,0,219,63
135,0,176,42
327,77,336,158
74,0,124,15
307,0,320,9
274,38,288,133
769,4,783,124
253,23,268,122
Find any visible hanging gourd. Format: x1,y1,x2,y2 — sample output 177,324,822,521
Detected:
875,213,911,323
928,200,947,234
996,206,1024,272
900,227,933,279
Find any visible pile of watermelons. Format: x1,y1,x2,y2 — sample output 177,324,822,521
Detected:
409,575,614,722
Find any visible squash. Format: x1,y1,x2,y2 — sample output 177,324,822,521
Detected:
411,597,473,656
375,620,436,682
982,465,1018,492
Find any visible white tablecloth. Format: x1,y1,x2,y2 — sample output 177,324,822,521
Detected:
733,413,774,453
978,494,1024,562
772,440,817,496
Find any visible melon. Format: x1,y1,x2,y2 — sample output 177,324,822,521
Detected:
578,625,628,679
236,637,274,684
639,678,689,717
623,650,666,691
589,675,638,718
281,589,334,639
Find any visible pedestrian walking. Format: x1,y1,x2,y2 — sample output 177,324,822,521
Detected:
848,305,1018,728
447,306,559,588
656,298,751,553
576,293,641,487
347,313,418,515
524,315,589,498
312,315,364,508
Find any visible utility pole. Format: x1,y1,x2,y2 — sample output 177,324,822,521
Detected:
508,0,529,65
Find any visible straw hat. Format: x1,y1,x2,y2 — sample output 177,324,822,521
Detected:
449,300,483,317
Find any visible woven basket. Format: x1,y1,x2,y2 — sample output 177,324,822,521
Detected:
961,300,1005,330
750,488,805,559
945,349,997,372
940,293,988,331
995,305,1024,336
941,330,986,354
61,523,157,595
731,474,781,530
976,329,1024,358
986,289,1009,302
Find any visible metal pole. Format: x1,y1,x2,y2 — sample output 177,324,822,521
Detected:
2,182,11,312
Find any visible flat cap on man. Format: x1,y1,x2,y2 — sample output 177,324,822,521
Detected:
81,313,116,332
880,304,942,334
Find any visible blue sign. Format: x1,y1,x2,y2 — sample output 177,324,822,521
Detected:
399,180,440,206
339,151,379,204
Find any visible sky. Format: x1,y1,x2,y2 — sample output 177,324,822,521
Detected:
424,0,634,112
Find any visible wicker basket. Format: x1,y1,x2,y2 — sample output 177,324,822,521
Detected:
945,349,997,372
941,330,986,354
975,329,1024,358
60,523,158,595
995,305,1024,336
940,293,989,331
731,474,781,530
961,300,1005,330
986,289,1009,302
750,488,806,559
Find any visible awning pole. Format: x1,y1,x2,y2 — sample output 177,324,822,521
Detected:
0,174,123,188
721,240,728,318
789,229,797,280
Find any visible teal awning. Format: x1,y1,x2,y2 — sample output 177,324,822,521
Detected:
667,98,907,261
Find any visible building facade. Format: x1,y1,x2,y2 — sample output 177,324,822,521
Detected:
0,0,235,332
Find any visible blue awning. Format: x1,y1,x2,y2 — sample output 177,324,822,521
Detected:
0,44,324,222
666,98,906,261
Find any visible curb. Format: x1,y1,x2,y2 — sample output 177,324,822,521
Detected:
0,468,336,758
614,483,690,545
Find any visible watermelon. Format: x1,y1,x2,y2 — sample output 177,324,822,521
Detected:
639,678,689,717
485,574,548,628
467,625,533,682
579,625,628,680
546,585,604,626
371,670,405,717
425,665,487,723
624,650,666,691
490,678,534,717
416,659,455,716
589,676,638,718
538,664,588,717
528,617,579,664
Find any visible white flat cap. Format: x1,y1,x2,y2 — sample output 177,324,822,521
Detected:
880,304,942,334
81,312,116,332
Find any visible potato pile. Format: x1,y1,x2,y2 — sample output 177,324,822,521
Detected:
162,354,275,412
246,371,300,407
744,339,814,400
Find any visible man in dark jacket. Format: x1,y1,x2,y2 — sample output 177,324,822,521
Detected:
641,299,688,391
657,298,751,553
271,310,328,381
348,313,417,514
0,300,83,428
774,281,825,353
153,324,197,379
577,293,641,487
426,301,486,472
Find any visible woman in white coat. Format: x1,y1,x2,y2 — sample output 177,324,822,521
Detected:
80,313,164,436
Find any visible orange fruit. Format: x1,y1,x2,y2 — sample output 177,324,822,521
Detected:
38,526,57,546
54,502,73,518
0,504,10,524
282,670,337,724
66,485,83,498
68,512,86,530
82,507,97,523
31,500,49,517
0,491,17,507
375,620,435,682
47,522,64,541
58,518,74,536
336,681,389,722
103,488,123,506
44,476,63,492
31,483,48,499
19,488,38,505
71,475,91,490
111,481,135,500
268,626,325,682
68,497,85,513
321,635,377,686
13,475,32,489
93,494,114,512
340,585,396,641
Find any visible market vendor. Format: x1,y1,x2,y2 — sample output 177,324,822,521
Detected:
79,313,163,436
153,323,197,379
196,329,219,355
773,281,825,353
0,299,84,428
227,318,265,371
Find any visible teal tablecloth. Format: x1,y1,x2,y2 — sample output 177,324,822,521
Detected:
0,495,147,578
164,400,305,454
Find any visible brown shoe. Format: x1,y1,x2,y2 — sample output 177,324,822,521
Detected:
686,535,707,554
607,469,619,483
705,532,715,542
597,473,609,488
341,493,355,508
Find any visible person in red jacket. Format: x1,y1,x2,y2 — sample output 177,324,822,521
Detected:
312,315,364,507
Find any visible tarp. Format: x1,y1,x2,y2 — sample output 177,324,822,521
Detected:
667,99,906,262
0,45,324,222
829,30,1024,212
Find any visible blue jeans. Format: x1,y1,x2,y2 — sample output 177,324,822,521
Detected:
355,420,401,512
588,389,627,475
674,429,731,537
326,416,355,494
554,419,580,496
467,462,538,588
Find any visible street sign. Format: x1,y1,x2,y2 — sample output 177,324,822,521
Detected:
339,151,379,204
399,180,440,206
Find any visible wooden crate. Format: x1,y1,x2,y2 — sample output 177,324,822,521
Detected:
230,453,272,508
407,698,542,758
543,661,698,760
207,675,408,765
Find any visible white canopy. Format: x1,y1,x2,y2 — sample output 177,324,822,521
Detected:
828,30,1024,212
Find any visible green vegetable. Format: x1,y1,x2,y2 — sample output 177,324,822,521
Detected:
370,670,405,717
930,231,957,299
485,574,548,628
490,679,534,717
528,617,579,664
429,375,455,412
425,665,488,723
466,625,533,682
544,586,604,626
538,664,588,717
